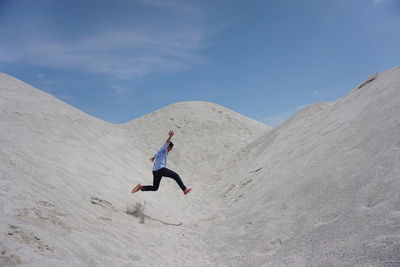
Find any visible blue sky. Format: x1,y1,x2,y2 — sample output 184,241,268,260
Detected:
1,0,400,126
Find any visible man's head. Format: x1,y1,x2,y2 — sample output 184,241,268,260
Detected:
167,142,174,152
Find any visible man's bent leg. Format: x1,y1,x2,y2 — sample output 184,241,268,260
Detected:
141,171,162,191
160,168,187,191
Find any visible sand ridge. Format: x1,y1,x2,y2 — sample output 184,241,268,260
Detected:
1,67,400,266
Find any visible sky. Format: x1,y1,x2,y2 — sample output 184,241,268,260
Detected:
1,0,400,126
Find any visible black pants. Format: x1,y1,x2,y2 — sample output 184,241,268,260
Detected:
141,168,187,192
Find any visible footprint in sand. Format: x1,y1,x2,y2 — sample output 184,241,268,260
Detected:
15,201,69,231
90,197,118,211
314,212,340,226
97,216,113,222
0,253,23,265
240,179,253,188
36,200,56,208
363,192,387,209
5,225,54,253
0,240,23,264
258,238,284,253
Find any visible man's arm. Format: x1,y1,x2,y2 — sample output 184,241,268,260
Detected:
150,131,174,161
166,130,174,144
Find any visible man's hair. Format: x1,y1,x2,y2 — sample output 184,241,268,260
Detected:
168,142,174,147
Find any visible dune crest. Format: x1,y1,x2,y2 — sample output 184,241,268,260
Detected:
1,67,400,266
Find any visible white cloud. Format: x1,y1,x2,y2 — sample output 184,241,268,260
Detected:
0,1,215,80
0,28,207,79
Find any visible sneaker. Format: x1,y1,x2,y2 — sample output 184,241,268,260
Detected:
131,184,142,193
184,188,192,195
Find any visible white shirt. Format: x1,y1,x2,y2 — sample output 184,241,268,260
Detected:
152,142,169,171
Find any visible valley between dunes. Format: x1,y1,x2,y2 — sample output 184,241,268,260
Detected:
1,67,400,266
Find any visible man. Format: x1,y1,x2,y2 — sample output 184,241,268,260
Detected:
132,130,192,195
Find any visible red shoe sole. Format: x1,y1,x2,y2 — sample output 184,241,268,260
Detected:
184,188,192,195
132,184,142,193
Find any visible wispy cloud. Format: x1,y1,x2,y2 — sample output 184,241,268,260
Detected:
0,30,206,79
0,1,215,80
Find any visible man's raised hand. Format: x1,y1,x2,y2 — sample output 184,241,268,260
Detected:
166,130,174,143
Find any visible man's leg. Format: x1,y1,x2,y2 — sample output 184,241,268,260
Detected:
159,168,187,191
141,171,163,191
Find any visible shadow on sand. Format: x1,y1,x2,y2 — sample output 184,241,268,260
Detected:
138,213,183,226
125,201,183,226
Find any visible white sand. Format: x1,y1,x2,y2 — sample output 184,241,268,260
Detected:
0,66,399,266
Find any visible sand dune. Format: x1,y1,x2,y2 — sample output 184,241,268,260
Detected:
1,67,399,266
200,67,400,266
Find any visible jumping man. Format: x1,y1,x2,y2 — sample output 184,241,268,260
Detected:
132,130,192,195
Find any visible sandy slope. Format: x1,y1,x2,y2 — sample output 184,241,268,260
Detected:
200,67,400,266
1,66,400,266
0,73,268,266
